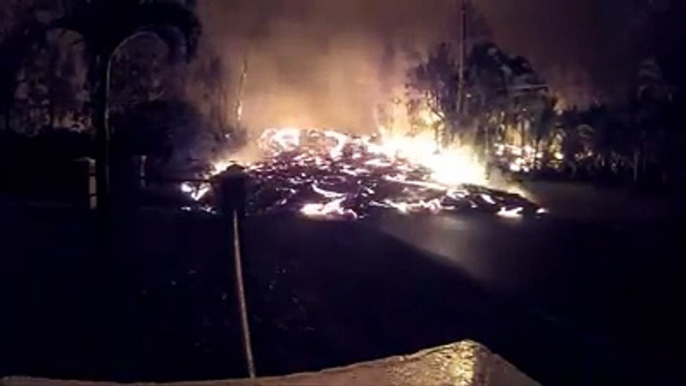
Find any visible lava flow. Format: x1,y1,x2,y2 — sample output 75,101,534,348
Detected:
183,127,544,220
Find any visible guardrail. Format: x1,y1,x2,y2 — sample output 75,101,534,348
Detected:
0,156,217,211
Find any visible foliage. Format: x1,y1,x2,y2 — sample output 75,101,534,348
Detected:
405,42,460,143
9,29,87,134
464,41,552,153
548,56,685,182
111,99,229,177
53,0,201,60
110,36,171,113
0,0,202,134
0,12,47,131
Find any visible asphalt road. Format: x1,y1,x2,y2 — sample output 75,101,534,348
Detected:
371,200,686,385
1,196,684,385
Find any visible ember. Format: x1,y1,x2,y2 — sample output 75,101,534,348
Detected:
184,128,543,220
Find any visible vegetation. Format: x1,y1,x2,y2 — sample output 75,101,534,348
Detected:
0,2,247,177
404,36,686,184
2,1,686,193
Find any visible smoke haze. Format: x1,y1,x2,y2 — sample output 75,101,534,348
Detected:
199,0,642,132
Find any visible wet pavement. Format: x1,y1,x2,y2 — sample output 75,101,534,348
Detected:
1,202,684,385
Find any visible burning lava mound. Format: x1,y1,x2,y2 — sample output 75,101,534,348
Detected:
187,128,544,221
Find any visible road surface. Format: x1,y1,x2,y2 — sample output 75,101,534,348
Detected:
1,192,684,384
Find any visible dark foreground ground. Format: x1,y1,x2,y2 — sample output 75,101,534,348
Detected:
1,185,685,385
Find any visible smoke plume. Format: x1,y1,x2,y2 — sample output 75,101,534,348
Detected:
198,0,643,133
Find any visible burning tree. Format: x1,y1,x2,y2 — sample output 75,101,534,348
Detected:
404,38,554,170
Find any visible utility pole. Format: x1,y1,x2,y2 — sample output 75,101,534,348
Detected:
457,0,469,117
235,57,249,126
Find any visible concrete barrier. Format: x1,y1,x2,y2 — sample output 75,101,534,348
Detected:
3,341,539,386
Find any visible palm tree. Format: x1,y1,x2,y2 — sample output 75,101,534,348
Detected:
49,0,201,221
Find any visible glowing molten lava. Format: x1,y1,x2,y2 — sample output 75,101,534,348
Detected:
183,127,542,220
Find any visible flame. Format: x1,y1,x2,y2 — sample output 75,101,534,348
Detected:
181,182,211,202
371,130,488,187
180,127,544,220
497,207,524,219
494,143,547,174
300,197,357,220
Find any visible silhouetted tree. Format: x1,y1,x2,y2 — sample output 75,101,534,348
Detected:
113,98,221,177
464,42,510,149
47,0,201,218
40,30,87,131
632,58,674,180
533,97,558,165
406,42,460,146
110,41,164,113
465,41,551,156
0,13,47,131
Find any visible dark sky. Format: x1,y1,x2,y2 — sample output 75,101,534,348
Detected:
198,0,649,130
482,0,651,101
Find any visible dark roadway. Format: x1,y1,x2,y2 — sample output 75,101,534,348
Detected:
1,198,684,385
